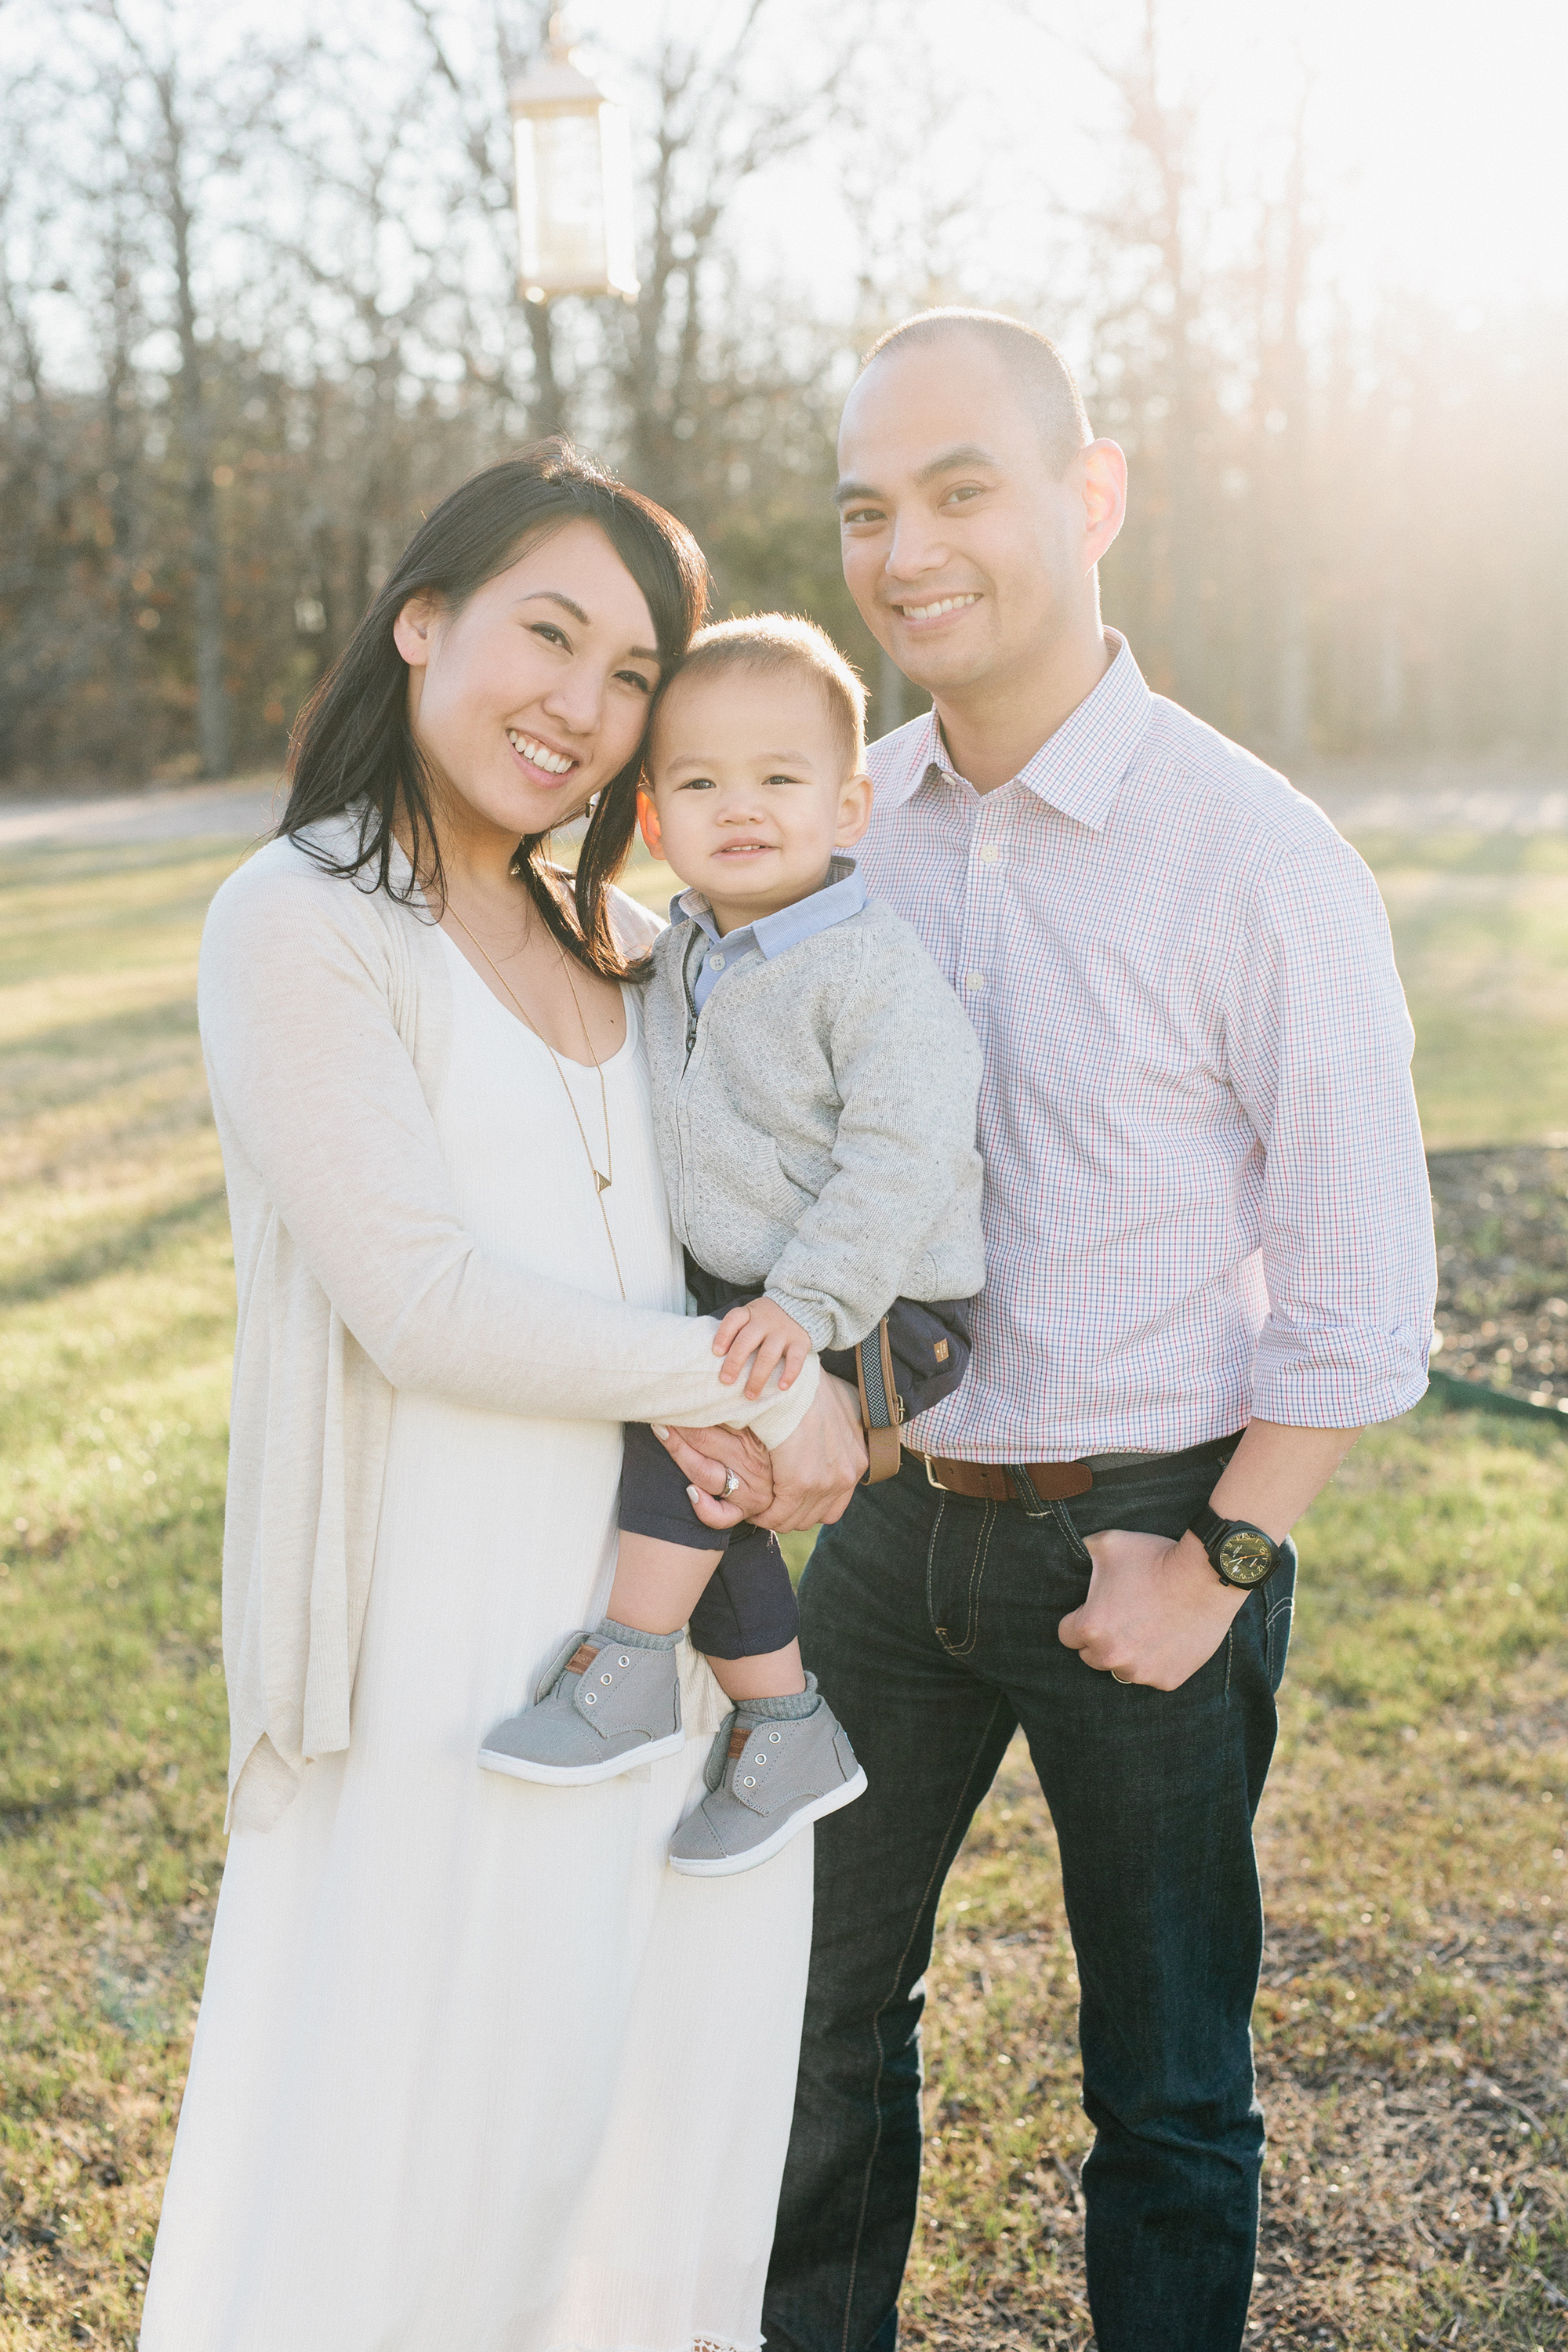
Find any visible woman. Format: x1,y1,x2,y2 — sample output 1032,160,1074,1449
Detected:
140,443,860,2352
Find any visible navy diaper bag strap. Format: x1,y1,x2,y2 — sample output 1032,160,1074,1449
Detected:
855,1317,904,1484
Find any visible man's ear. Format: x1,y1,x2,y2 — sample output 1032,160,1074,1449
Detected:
637,788,666,859
393,593,439,669
835,771,873,848
1078,439,1127,572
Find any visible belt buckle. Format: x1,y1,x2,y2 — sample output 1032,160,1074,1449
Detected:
920,1452,949,1493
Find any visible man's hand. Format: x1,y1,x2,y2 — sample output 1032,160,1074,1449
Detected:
1057,1530,1249,1691
712,1295,814,1399
1058,1420,1357,1690
752,1373,867,1531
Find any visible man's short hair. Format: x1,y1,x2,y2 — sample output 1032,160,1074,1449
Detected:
862,307,1091,477
655,612,867,773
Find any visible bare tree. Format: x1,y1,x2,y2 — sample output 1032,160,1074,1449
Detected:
7,0,1567,786
0,161,89,768
267,75,474,650
56,1,294,778
1080,0,1212,704
0,58,152,774
397,0,873,495
1259,87,1314,759
401,0,561,434
613,3,867,506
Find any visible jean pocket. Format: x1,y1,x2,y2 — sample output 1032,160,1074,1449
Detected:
1262,1595,1291,1693
926,1497,998,1655
1047,1496,1094,1568
1263,1542,1298,1694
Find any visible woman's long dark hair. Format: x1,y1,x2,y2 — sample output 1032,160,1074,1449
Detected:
279,439,709,978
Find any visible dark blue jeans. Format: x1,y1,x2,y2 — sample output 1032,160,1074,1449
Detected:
761,1450,1296,2352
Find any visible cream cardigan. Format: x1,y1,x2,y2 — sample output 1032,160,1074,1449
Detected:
198,816,818,1832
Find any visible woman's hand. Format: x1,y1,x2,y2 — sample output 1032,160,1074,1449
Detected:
652,1422,774,1528
654,1373,867,1535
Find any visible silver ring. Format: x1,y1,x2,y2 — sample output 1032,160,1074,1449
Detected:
1111,1670,1133,1686
720,1468,741,1500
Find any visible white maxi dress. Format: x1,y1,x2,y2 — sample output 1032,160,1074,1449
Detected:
140,938,812,2352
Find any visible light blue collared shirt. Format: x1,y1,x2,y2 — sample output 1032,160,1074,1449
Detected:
672,854,867,1012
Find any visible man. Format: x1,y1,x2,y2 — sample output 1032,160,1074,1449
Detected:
756,310,1436,2350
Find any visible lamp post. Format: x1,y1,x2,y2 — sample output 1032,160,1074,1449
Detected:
510,13,638,433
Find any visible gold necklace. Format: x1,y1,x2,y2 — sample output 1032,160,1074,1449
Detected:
444,901,626,1301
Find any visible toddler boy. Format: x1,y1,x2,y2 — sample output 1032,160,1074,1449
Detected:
481,616,984,1874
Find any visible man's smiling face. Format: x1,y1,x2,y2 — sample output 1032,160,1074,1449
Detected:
835,334,1087,702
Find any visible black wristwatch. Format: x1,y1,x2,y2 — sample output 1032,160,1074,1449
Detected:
1188,1499,1282,1590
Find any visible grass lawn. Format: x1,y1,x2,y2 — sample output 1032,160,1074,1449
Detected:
1356,830,1568,1151
2,826,1567,2349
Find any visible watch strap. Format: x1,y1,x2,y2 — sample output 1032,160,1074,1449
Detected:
1189,1500,1231,1552
1188,1499,1282,1588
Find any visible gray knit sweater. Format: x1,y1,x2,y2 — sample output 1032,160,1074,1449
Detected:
642,895,985,1353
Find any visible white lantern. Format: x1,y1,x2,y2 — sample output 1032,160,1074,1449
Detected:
510,15,639,303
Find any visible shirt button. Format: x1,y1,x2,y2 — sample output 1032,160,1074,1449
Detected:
710,953,724,969
965,971,984,991
978,843,1000,863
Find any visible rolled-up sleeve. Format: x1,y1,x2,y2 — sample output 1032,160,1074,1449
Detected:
1221,831,1436,1427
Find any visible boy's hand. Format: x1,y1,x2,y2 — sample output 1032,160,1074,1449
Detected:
713,1296,815,1400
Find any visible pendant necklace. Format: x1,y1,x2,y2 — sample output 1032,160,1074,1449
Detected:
444,900,626,1301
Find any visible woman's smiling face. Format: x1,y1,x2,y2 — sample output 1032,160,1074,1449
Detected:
393,517,662,847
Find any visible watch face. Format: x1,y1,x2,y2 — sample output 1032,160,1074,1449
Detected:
1217,1530,1276,1586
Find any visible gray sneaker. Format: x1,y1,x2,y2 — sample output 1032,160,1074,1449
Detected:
479,1629,684,1785
667,1682,867,1877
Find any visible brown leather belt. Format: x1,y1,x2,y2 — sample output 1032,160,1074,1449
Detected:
915,1455,1092,1502
911,1431,1243,1508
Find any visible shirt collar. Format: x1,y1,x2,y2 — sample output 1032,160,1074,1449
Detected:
899,630,1152,831
670,852,867,956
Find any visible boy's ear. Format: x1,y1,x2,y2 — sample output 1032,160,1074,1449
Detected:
637,789,665,860
835,770,873,848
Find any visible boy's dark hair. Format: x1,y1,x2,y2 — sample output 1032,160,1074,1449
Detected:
656,612,868,771
279,437,709,979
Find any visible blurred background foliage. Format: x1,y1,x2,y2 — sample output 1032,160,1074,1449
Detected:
4,0,1566,788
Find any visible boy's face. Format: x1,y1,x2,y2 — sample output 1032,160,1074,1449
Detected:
640,667,871,933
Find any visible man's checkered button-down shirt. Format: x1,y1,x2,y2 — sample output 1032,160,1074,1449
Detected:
857,632,1437,1465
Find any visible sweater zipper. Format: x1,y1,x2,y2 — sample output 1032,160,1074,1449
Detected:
681,927,700,1062
676,928,702,1242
